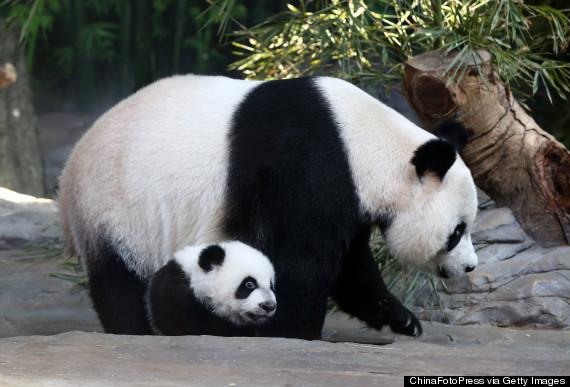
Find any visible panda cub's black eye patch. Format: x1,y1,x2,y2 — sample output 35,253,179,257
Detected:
446,222,466,252
236,276,258,299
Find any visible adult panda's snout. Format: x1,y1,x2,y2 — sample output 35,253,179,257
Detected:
437,248,478,279
437,263,476,278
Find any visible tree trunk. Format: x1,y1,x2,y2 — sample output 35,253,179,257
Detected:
0,63,17,89
0,19,44,197
402,49,570,247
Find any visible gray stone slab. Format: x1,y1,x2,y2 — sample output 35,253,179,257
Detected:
1,243,569,386
0,188,61,249
0,211,61,249
472,207,517,234
323,311,570,349
0,331,568,387
475,239,534,264
0,249,101,338
472,207,529,244
0,188,58,216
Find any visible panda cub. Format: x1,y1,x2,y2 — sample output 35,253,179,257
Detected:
145,241,277,336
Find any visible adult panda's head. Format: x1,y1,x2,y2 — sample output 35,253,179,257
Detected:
383,120,478,279
178,241,277,326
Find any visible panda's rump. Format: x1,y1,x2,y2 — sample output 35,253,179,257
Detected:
59,75,260,277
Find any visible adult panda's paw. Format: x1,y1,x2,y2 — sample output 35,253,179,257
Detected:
364,297,422,338
386,301,422,338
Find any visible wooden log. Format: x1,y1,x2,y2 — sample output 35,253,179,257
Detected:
403,49,570,247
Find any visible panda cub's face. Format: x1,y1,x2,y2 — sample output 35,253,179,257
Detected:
179,241,277,326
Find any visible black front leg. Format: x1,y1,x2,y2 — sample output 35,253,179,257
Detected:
330,226,422,337
256,263,330,340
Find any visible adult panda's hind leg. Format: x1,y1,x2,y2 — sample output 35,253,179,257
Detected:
85,239,153,335
330,226,422,338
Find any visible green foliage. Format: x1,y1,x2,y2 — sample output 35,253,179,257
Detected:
408,0,570,102
1,0,278,110
49,259,88,289
213,0,570,102
16,221,88,288
20,237,65,261
5,0,58,69
228,0,408,91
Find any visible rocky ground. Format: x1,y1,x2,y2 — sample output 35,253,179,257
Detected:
0,187,569,385
1,243,568,386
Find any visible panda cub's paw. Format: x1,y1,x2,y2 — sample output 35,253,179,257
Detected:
386,301,422,338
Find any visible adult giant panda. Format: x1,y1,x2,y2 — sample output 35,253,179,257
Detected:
58,75,478,339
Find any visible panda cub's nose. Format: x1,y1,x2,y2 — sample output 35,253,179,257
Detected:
260,301,276,313
465,265,475,273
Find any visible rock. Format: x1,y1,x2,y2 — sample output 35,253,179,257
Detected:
323,311,570,349
445,297,570,328
0,188,61,249
472,207,529,244
0,330,568,386
0,248,99,338
0,211,61,249
0,187,57,216
475,240,533,264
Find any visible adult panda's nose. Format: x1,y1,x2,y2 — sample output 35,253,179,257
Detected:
260,301,276,313
464,265,475,273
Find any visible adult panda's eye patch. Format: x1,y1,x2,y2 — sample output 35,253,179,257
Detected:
446,222,466,251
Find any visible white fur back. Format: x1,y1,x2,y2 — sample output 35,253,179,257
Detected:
315,77,433,217
59,75,261,277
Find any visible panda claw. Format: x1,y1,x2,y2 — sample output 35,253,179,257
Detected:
413,326,420,338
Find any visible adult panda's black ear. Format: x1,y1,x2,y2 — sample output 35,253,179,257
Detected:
411,139,457,182
433,119,468,152
198,245,225,272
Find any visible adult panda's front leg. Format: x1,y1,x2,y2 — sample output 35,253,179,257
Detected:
255,255,331,340
330,226,422,337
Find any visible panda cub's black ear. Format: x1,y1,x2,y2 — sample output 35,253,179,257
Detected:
198,244,225,272
411,119,468,182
